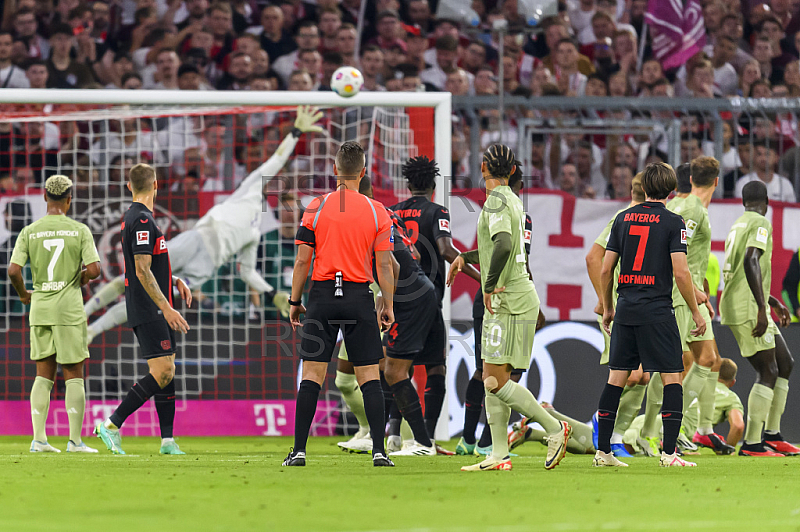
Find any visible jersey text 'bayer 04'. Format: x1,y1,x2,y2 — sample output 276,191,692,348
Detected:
667,194,711,307
10,215,100,326
606,201,687,325
719,211,772,325
477,186,538,315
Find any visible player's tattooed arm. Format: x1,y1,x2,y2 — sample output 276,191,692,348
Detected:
134,254,168,309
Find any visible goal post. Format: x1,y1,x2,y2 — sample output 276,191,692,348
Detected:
0,89,453,439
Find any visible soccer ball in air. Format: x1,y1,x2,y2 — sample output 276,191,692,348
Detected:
331,66,363,98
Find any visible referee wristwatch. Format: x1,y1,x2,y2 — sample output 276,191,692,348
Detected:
288,298,303,306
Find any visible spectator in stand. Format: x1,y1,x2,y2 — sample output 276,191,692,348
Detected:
421,35,459,91
317,7,342,54
703,1,726,36
177,63,205,90
249,5,294,63
585,73,608,96
558,162,594,198
147,48,180,89
336,23,358,67
735,141,797,202
47,23,95,88
385,70,403,91
382,42,407,79
233,34,260,61
752,35,782,85
606,164,633,199
711,14,753,71
177,0,209,31
759,16,794,71
252,49,271,77
273,21,319,86
103,52,135,88
638,58,664,94
359,45,385,91
422,18,462,67
750,78,773,97
579,0,635,45
404,24,428,73
474,65,497,95
541,18,594,76
739,58,762,96
710,36,740,96
217,50,252,90
501,53,528,96
460,40,486,76
678,58,717,98
207,3,235,66
399,63,424,92
129,6,160,53
368,9,404,51
606,29,637,84
0,30,29,88
298,49,322,88
445,68,470,96
581,12,615,62
573,140,604,195
318,51,343,91
783,60,800,92
24,58,48,88
12,8,50,61
555,38,587,96
681,135,704,164
406,0,434,33
569,0,596,35
528,133,554,188
287,68,313,91
121,71,143,89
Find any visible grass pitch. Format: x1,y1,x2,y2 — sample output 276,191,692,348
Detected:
2,436,799,532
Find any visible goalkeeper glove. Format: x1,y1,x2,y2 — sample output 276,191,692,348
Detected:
273,291,291,318
293,105,324,134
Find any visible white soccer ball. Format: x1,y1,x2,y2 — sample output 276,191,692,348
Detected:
331,66,363,98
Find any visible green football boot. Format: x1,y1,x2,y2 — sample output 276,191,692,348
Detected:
455,437,476,456
94,421,125,455
160,439,186,455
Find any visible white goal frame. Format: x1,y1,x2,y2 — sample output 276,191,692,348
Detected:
0,89,454,440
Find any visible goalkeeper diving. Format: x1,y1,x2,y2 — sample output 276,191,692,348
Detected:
84,106,324,340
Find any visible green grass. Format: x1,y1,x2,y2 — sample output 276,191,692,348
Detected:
2,436,800,532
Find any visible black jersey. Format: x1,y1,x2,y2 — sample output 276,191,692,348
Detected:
388,209,436,304
606,201,687,326
473,213,533,319
122,202,173,327
391,195,451,301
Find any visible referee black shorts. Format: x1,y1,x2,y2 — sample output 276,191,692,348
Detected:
608,318,683,374
299,280,383,367
385,289,445,366
132,319,177,359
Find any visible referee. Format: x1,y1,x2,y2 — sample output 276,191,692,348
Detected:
284,142,396,467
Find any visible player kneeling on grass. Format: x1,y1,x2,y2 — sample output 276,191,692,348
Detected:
94,164,193,456
8,175,101,453
719,181,799,457
594,162,706,468
448,144,571,472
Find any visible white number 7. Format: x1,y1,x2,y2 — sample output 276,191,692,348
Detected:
43,238,65,282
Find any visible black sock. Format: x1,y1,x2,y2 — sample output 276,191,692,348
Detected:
597,383,624,453
293,380,321,453
424,373,446,438
380,371,394,425
110,373,160,429
154,379,176,439
391,379,433,447
388,400,402,437
477,417,492,447
462,377,485,445
360,380,386,456
661,383,683,455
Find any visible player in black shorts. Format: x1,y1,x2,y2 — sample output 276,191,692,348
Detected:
455,161,544,456
358,178,440,456
391,156,480,450
594,162,706,468
94,163,192,456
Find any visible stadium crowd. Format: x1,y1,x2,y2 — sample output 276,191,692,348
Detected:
0,0,799,201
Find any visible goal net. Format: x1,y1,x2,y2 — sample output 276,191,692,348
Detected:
0,90,451,438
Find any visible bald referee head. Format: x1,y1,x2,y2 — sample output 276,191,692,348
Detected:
285,140,397,467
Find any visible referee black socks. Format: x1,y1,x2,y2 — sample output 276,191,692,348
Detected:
110,373,161,429
391,379,433,447
359,380,386,456
661,383,683,455
424,373,446,438
155,379,176,439
293,380,321,453
597,383,624,453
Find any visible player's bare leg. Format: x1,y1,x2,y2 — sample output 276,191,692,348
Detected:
62,361,98,453
30,356,59,453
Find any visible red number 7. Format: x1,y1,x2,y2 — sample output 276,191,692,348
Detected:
629,225,650,271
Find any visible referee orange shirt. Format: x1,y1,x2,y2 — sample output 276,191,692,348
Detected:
295,188,393,283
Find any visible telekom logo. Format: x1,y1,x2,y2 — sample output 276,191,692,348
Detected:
253,404,288,436
90,404,117,425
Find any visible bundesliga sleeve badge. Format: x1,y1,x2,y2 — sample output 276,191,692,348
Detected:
137,231,150,245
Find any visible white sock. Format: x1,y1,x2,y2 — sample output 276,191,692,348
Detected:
104,419,119,430
610,432,624,445
162,437,175,444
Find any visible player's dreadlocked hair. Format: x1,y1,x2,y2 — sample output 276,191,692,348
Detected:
483,144,516,180
44,175,73,201
507,159,523,190
402,155,440,192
